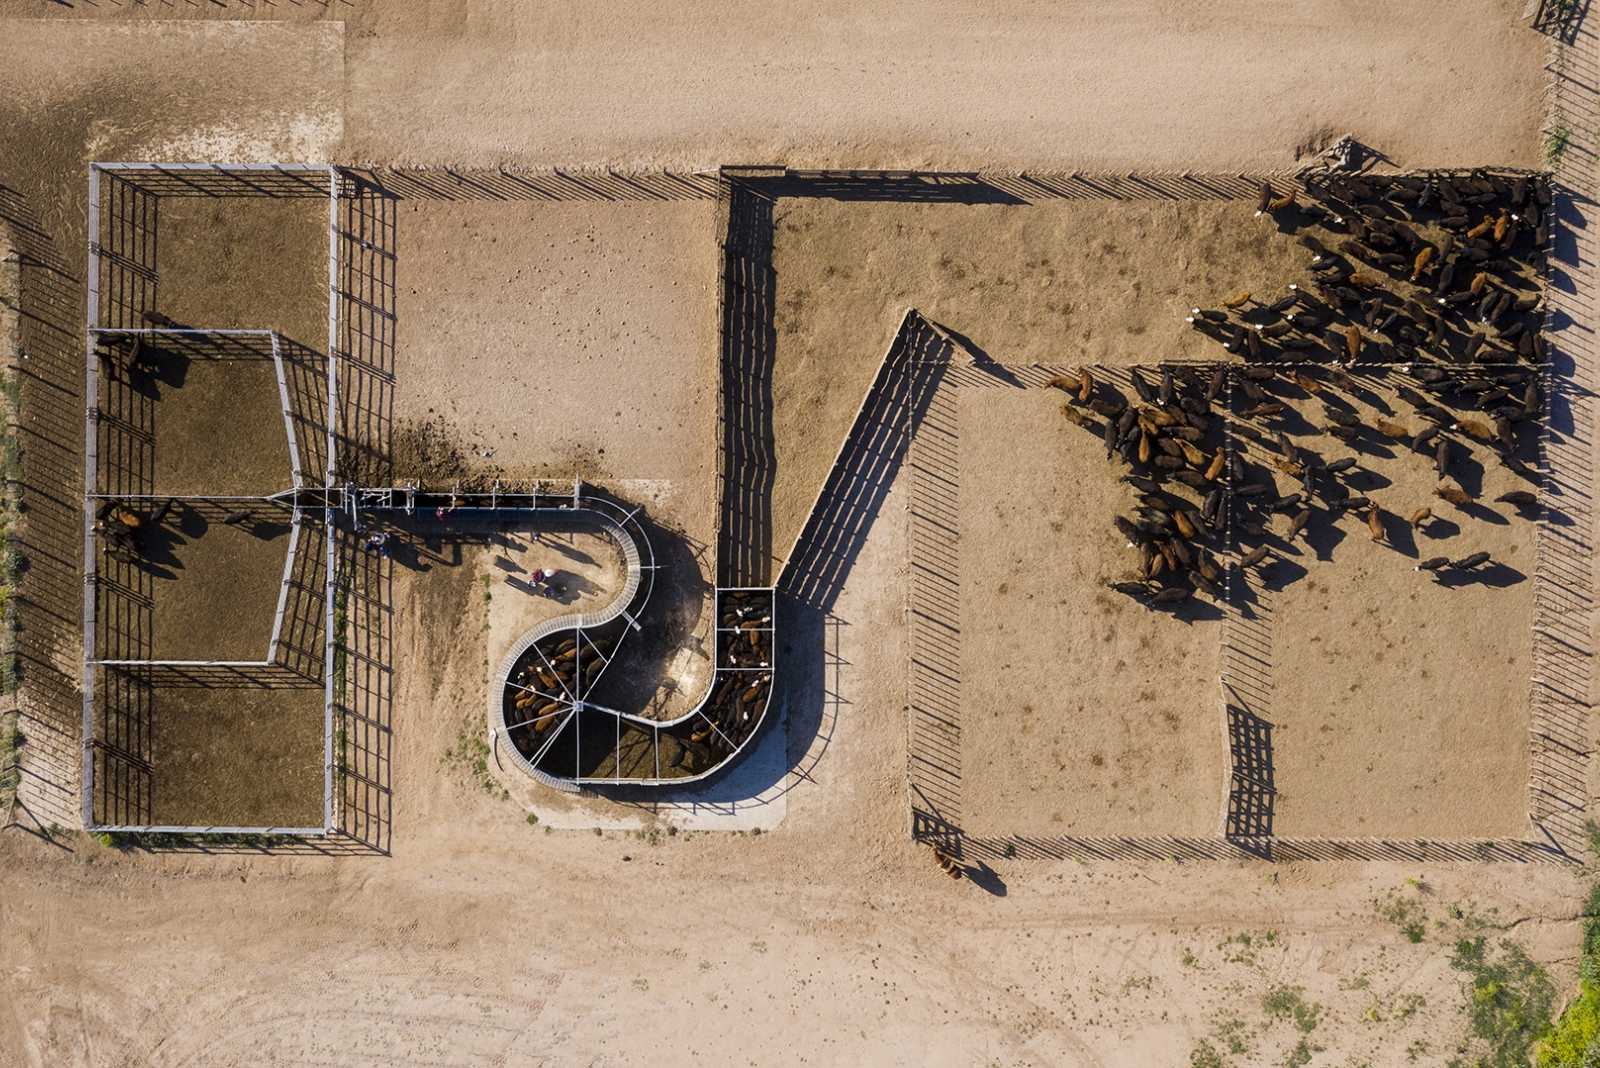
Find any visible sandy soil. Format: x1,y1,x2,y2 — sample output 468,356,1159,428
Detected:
767,198,1308,560
0,19,343,168
484,525,626,657
147,505,293,662
958,386,1225,838
350,0,1548,171
1233,370,1538,839
394,201,716,521
128,356,299,497
393,200,721,733
157,198,328,347
10,0,1540,172
150,683,324,828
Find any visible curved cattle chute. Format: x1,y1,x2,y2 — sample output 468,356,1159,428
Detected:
485,488,776,787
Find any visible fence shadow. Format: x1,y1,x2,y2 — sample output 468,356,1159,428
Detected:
334,524,392,853
1530,56,1599,861
905,333,963,831
334,172,397,485
1534,0,1590,45
736,169,1280,207
1,179,92,832
746,171,1026,205
779,309,949,607
343,168,718,204
716,179,775,588
1222,392,1279,850
329,172,399,853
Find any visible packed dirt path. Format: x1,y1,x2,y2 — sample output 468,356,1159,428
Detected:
1,0,1547,171
0,747,1588,1067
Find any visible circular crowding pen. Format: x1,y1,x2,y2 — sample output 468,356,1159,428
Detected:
360,482,781,790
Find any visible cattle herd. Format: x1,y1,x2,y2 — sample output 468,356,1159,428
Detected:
1053,168,1553,610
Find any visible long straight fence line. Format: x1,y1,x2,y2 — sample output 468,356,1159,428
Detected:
905,335,962,830
1527,9,1598,860
1220,376,1277,852
778,309,948,608
715,178,776,587
1,178,88,835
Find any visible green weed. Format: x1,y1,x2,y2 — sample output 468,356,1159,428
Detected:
443,717,508,800
1262,985,1323,1034
1378,889,1429,943
1546,126,1573,168
1539,884,1600,1067
1449,934,1554,1067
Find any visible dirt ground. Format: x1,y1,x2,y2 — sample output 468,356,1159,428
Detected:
127,356,300,497
1232,369,1538,839
149,683,324,828
484,525,626,657
156,197,328,348
767,198,1308,560
0,2,1593,1066
958,386,1226,838
2,525,1589,1066
4,1,1543,172
394,201,717,535
393,200,721,734
146,504,294,662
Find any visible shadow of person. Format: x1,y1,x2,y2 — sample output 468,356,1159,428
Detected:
1166,597,1225,624
1376,511,1419,558
561,571,605,600
1417,516,1461,541
545,575,583,605
963,860,1007,897
1436,561,1528,589
542,537,599,567
505,575,544,598
1259,557,1309,593
385,537,431,573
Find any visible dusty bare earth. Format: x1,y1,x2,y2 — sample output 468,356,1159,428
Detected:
131,356,298,497
394,199,721,737
2,0,1544,172
149,683,324,829
0,2,1594,1067
146,504,292,662
484,526,626,652
393,201,717,496
959,386,1226,838
157,197,328,347
1235,371,1539,840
